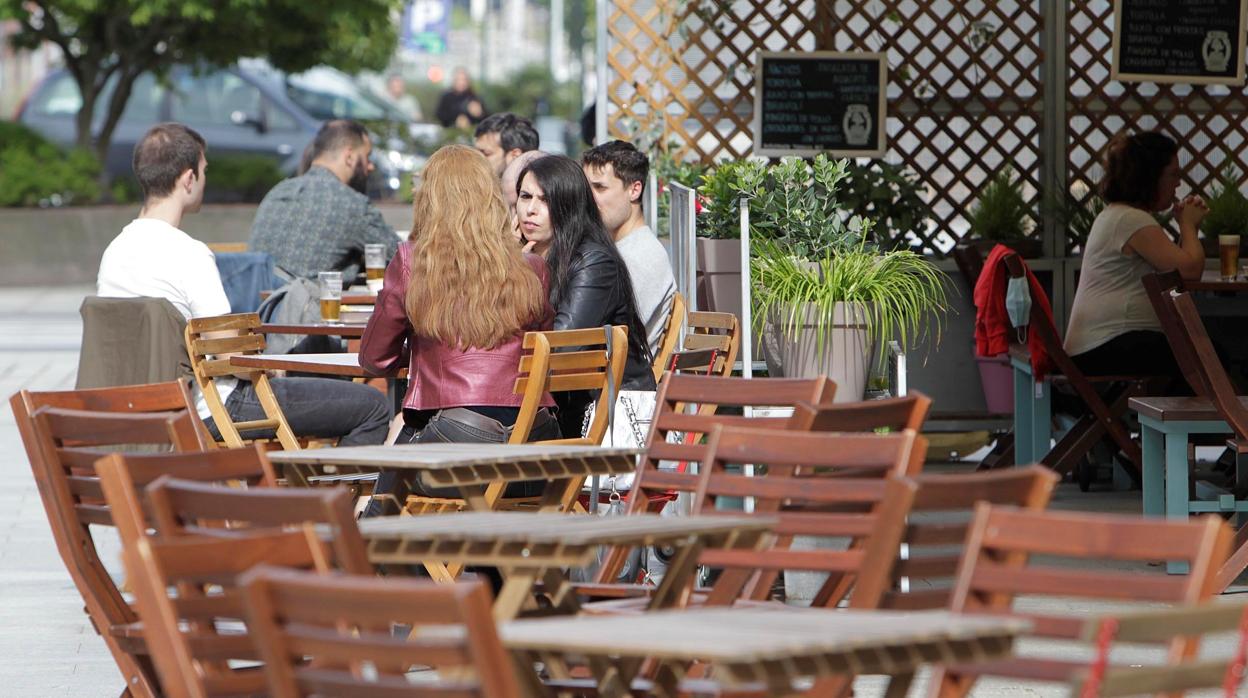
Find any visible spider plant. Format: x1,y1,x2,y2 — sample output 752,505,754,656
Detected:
751,236,949,361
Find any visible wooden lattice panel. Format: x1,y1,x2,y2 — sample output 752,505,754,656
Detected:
1066,1,1248,254
605,0,1045,255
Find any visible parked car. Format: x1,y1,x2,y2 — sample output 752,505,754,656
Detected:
16,61,425,200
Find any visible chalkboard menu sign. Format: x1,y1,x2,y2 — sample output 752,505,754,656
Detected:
753,51,887,158
1112,0,1248,84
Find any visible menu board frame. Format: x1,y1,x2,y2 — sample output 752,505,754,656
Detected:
1111,0,1248,85
752,50,888,158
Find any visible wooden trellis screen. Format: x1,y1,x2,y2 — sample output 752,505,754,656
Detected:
606,0,1247,256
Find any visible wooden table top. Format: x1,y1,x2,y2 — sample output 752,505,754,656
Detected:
499,607,1028,667
1187,270,1248,293
229,352,401,378
1129,395,1246,422
357,512,774,566
270,442,640,487
260,323,368,338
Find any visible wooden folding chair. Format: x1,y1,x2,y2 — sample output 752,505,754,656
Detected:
1157,286,1248,589
590,374,835,585
880,465,1058,612
650,291,686,382
184,312,301,450
126,529,332,698
927,504,1232,698
9,384,210,698
1071,601,1248,697
241,567,521,698
140,475,371,576
681,310,740,378
1141,271,1211,398
512,325,628,446
788,391,934,474
1000,251,1164,478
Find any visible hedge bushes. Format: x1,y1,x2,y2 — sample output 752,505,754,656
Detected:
0,121,102,207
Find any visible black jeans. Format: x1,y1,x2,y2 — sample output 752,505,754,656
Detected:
204,376,391,446
1070,330,1186,393
364,407,562,517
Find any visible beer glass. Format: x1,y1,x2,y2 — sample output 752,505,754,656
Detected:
317,271,342,323
1219,235,1241,281
364,244,385,292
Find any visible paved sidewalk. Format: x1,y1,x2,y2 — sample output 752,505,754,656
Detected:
0,285,1243,697
0,285,125,696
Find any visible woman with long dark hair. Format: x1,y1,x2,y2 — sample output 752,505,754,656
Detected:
515,155,656,436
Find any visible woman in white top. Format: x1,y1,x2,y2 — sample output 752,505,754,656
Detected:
1065,131,1207,384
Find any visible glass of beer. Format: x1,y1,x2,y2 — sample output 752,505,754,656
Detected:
1219,235,1241,281
317,271,343,323
364,244,385,292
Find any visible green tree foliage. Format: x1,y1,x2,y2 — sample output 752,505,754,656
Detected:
0,121,100,206
0,0,403,192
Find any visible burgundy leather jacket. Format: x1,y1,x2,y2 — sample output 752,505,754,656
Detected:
359,243,555,411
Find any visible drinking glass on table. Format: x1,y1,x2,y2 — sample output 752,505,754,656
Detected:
1219,235,1241,281
317,271,343,323
364,244,385,292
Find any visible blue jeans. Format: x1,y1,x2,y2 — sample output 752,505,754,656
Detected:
205,376,391,446
365,407,561,517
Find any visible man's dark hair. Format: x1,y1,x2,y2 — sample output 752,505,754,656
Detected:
474,113,539,153
132,123,206,201
582,140,649,197
308,119,370,163
1099,130,1179,210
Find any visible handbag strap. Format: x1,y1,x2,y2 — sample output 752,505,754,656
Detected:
589,324,616,513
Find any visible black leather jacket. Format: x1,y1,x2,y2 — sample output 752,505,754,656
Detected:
553,241,656,391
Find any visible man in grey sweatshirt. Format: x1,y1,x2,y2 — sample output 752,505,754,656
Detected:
582,141,677,357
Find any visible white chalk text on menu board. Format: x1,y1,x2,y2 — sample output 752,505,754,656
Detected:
1112,0,1248,85
752,51,887,158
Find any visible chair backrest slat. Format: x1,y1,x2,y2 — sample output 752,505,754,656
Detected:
511,326,628,446
650,291,685,381
931,503,1232,696
1141,271,1211,397
1166,289,1248,443
241,567,520,698
878,466,1058,611
694,425,919,609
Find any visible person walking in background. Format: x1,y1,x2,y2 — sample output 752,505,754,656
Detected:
435,67,486,129
360,145,559,514
249,120,398,279
582,140,676,357
385,73,423,122
474,113,540,178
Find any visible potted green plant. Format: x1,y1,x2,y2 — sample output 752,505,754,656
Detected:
694,159,767,317
966,166,1041,258
840,160,930,251
745,155,948,401
1200,163,1248,258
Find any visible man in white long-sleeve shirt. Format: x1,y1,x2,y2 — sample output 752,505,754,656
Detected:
582,141,676,357
97,122,389,446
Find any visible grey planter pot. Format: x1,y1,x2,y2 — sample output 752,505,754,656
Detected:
695,236,767,361
761,301,870,402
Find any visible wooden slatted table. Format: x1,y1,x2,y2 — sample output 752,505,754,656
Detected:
357,512,774,622
270,443,641,511
1185,269,1248,293
500,607,1028,698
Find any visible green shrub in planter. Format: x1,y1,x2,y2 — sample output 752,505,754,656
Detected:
0,121,101,206
1201,163,1248,240
840,160,929,251
697,158,767,239
967,167,1035,245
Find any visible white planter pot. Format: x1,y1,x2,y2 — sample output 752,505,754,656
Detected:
761,301,870,402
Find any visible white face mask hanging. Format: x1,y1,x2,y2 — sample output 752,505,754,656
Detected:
1005,276,1032,342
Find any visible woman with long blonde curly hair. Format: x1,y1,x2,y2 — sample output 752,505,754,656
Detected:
360,145,559,511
